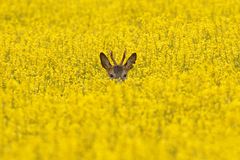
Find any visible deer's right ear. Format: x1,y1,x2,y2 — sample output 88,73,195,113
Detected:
100,52,112,70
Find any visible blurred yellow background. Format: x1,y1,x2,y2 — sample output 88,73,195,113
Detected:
1,0,240,159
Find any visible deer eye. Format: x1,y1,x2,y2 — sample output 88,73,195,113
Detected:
123,74,127,78
109,74,114,78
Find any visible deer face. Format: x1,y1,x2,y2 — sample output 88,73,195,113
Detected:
100,51,137,80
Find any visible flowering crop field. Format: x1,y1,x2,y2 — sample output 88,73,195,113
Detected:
1,0,240,159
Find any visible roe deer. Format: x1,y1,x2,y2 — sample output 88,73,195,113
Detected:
100,50,137,80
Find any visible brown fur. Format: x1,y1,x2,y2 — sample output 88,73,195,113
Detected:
100,51,137,80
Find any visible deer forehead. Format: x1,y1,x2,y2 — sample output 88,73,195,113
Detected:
113,65,125,73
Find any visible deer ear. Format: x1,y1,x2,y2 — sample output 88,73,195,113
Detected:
100,52,112,70
124,53,137,70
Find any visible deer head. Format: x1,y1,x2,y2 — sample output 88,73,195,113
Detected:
100,50,137,80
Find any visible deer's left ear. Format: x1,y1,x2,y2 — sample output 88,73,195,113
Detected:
124,53,137,71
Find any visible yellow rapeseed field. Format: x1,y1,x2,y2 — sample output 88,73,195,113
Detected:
1,0,240,159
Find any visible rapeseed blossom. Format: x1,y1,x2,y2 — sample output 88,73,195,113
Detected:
1,0,240,159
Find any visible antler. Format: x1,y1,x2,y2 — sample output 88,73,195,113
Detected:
120,49,126,65
109,50,117,65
